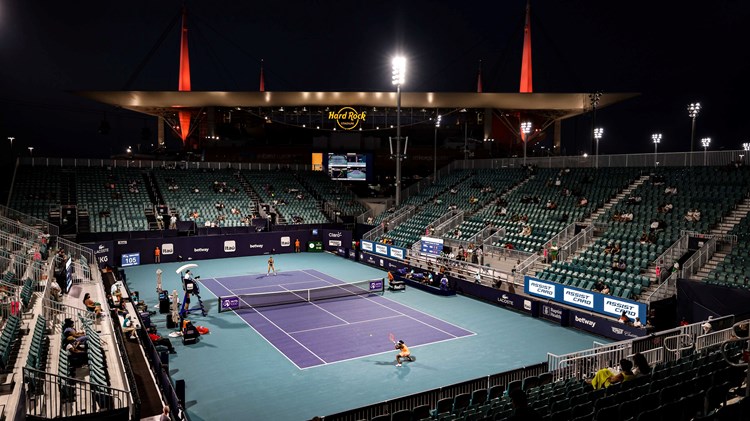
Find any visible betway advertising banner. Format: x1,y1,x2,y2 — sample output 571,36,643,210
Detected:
524,276,647,321
108,230,315,266
569,310,647,340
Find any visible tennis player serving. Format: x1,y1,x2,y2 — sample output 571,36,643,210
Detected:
267,255,277,276
394,339,414,367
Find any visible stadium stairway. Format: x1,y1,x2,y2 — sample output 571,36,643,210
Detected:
583,174,650,225
694,196,750,281
142,171,163,207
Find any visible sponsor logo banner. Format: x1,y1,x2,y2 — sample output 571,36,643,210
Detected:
573,314,597,328
329,240,342,247
570,310,646,340
328,231,343,238
526,279,556,298
361,240,374,252
281,236,291,247
389,247,404,260
224,240,236,253
602,297,640,319
525,276,646,321
193,248,209,253
563,288,594,308
220,296,240,311
248,244,264,249
375,244,388,255
161,243,174,255
541,304,564,321
369,280,383,291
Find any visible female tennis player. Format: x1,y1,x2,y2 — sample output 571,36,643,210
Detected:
267,255,277,276
395,340,413,367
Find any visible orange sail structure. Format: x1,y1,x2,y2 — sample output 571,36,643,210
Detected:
178,7,191,143
519,0,533,93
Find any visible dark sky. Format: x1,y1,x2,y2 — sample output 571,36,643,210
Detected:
1,0,749,158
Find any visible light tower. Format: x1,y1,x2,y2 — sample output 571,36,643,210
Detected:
701,137,711,166
594,127,604,169
652,133,662,167
521,121,532,166
433,114,441,183
391,56,406,206
688,102,701,165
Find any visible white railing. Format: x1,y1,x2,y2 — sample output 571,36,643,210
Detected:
556,224,594,262
548,341,632,381
457,150,745,170
696,328,735,352
646,272,676,302
681,236,717,279
434,211,464,237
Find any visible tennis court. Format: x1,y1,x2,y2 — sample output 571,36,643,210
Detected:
124,253,606,420
201,269,475,368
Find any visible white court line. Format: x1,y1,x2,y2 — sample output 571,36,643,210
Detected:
287,314,403,335
212,277,324,369
301,269,477,339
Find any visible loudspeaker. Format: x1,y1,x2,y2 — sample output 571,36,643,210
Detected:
175,379,186,406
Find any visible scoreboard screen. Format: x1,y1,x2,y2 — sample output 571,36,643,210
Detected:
420,236,444,256
121,253,141,267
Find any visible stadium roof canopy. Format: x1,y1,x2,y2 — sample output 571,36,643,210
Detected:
75,90,638,121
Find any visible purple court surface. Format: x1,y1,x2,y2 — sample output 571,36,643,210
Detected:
200,269,475,368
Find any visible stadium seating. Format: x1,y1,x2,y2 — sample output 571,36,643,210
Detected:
242,170,330,224
76,167,152,232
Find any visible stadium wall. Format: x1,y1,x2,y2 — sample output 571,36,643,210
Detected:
83,228,352,268
677,278,750,321
355,251,647,341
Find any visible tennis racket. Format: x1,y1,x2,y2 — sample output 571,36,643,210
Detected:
389,332,396,344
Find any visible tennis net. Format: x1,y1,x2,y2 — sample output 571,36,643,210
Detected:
218,278,385,312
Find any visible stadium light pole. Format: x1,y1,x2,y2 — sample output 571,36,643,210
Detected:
589,92,602,156
433,114,441,183
743,142,750,165
594,127,603,169
392,56,406,206
652,133,662,168
701,137,711,166
521,121,532,166
688,102,701,166
7,137,14,151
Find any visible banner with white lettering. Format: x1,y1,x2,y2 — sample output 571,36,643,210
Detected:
524,276,646,321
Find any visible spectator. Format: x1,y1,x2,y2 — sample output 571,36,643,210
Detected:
701,316,713,334
83,293,102,317
148,327,177,354
63,320,88,345
65,336,88,367
633,317,643,327
587,358,635,390
618,311,631,324
169,214,177,229
49,278,62,301
160,406,171,421
593,280,605,292
632,352,651,377
601,284,611,295
507,389,542,421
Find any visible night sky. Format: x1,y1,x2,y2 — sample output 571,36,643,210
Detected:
1,0,749,159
